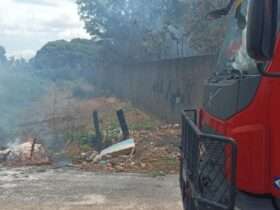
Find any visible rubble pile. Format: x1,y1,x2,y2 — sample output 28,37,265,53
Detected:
79,124,180,174
0,138,51,166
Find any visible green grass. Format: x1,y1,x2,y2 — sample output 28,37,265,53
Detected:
64,130,94,150
129,119,158,130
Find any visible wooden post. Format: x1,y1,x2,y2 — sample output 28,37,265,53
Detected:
93,111,103,151
116,109,130,140
30,138,37,160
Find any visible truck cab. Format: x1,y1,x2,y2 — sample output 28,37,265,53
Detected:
180,0,280,209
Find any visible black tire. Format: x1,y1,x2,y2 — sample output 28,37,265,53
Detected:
179,156,186,209
272,197,280,210
180,157,196,210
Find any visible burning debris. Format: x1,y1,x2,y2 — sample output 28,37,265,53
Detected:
0,138,51,166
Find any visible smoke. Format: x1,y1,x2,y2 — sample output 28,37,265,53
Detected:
6,137,21,150
0,65,49,146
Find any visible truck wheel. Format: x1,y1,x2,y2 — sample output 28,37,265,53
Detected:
179,157,187,209
272,197,280,210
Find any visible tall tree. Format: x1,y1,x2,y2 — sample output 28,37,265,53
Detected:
76,0,228,59
77,0,191,61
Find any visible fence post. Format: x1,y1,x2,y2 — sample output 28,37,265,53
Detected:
92,111,103,151
116,109,130,140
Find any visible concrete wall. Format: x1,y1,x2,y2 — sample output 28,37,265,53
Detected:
95,55,217,122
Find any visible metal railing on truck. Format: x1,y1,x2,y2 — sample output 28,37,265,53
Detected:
180,110,237,210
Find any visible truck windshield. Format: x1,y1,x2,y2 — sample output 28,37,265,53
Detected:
216,0,258,75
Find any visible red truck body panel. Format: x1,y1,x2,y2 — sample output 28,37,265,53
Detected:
200,36,280,197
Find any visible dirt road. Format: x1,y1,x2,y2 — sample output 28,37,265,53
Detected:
0,166,182,210
0,166,276,210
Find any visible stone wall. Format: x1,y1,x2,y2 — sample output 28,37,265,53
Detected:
95,55,217,122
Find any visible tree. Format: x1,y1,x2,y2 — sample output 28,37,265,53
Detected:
76,0,191,61
31,39,98,80
184,0,228,54
76,0,229,60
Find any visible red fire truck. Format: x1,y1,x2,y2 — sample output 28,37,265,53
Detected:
180,0,280,209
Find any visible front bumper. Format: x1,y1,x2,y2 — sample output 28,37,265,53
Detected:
180,110,238,210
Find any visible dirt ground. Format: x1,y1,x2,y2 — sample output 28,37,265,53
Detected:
0,166,276,210
0,166,182,210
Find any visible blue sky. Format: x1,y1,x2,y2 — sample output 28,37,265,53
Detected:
0,0,90,59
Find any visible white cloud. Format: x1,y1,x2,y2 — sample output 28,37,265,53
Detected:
0,0,90,59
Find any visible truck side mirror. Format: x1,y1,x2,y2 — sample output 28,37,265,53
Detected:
247,0,278,61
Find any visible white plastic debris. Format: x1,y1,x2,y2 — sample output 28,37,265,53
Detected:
94,138,135,162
